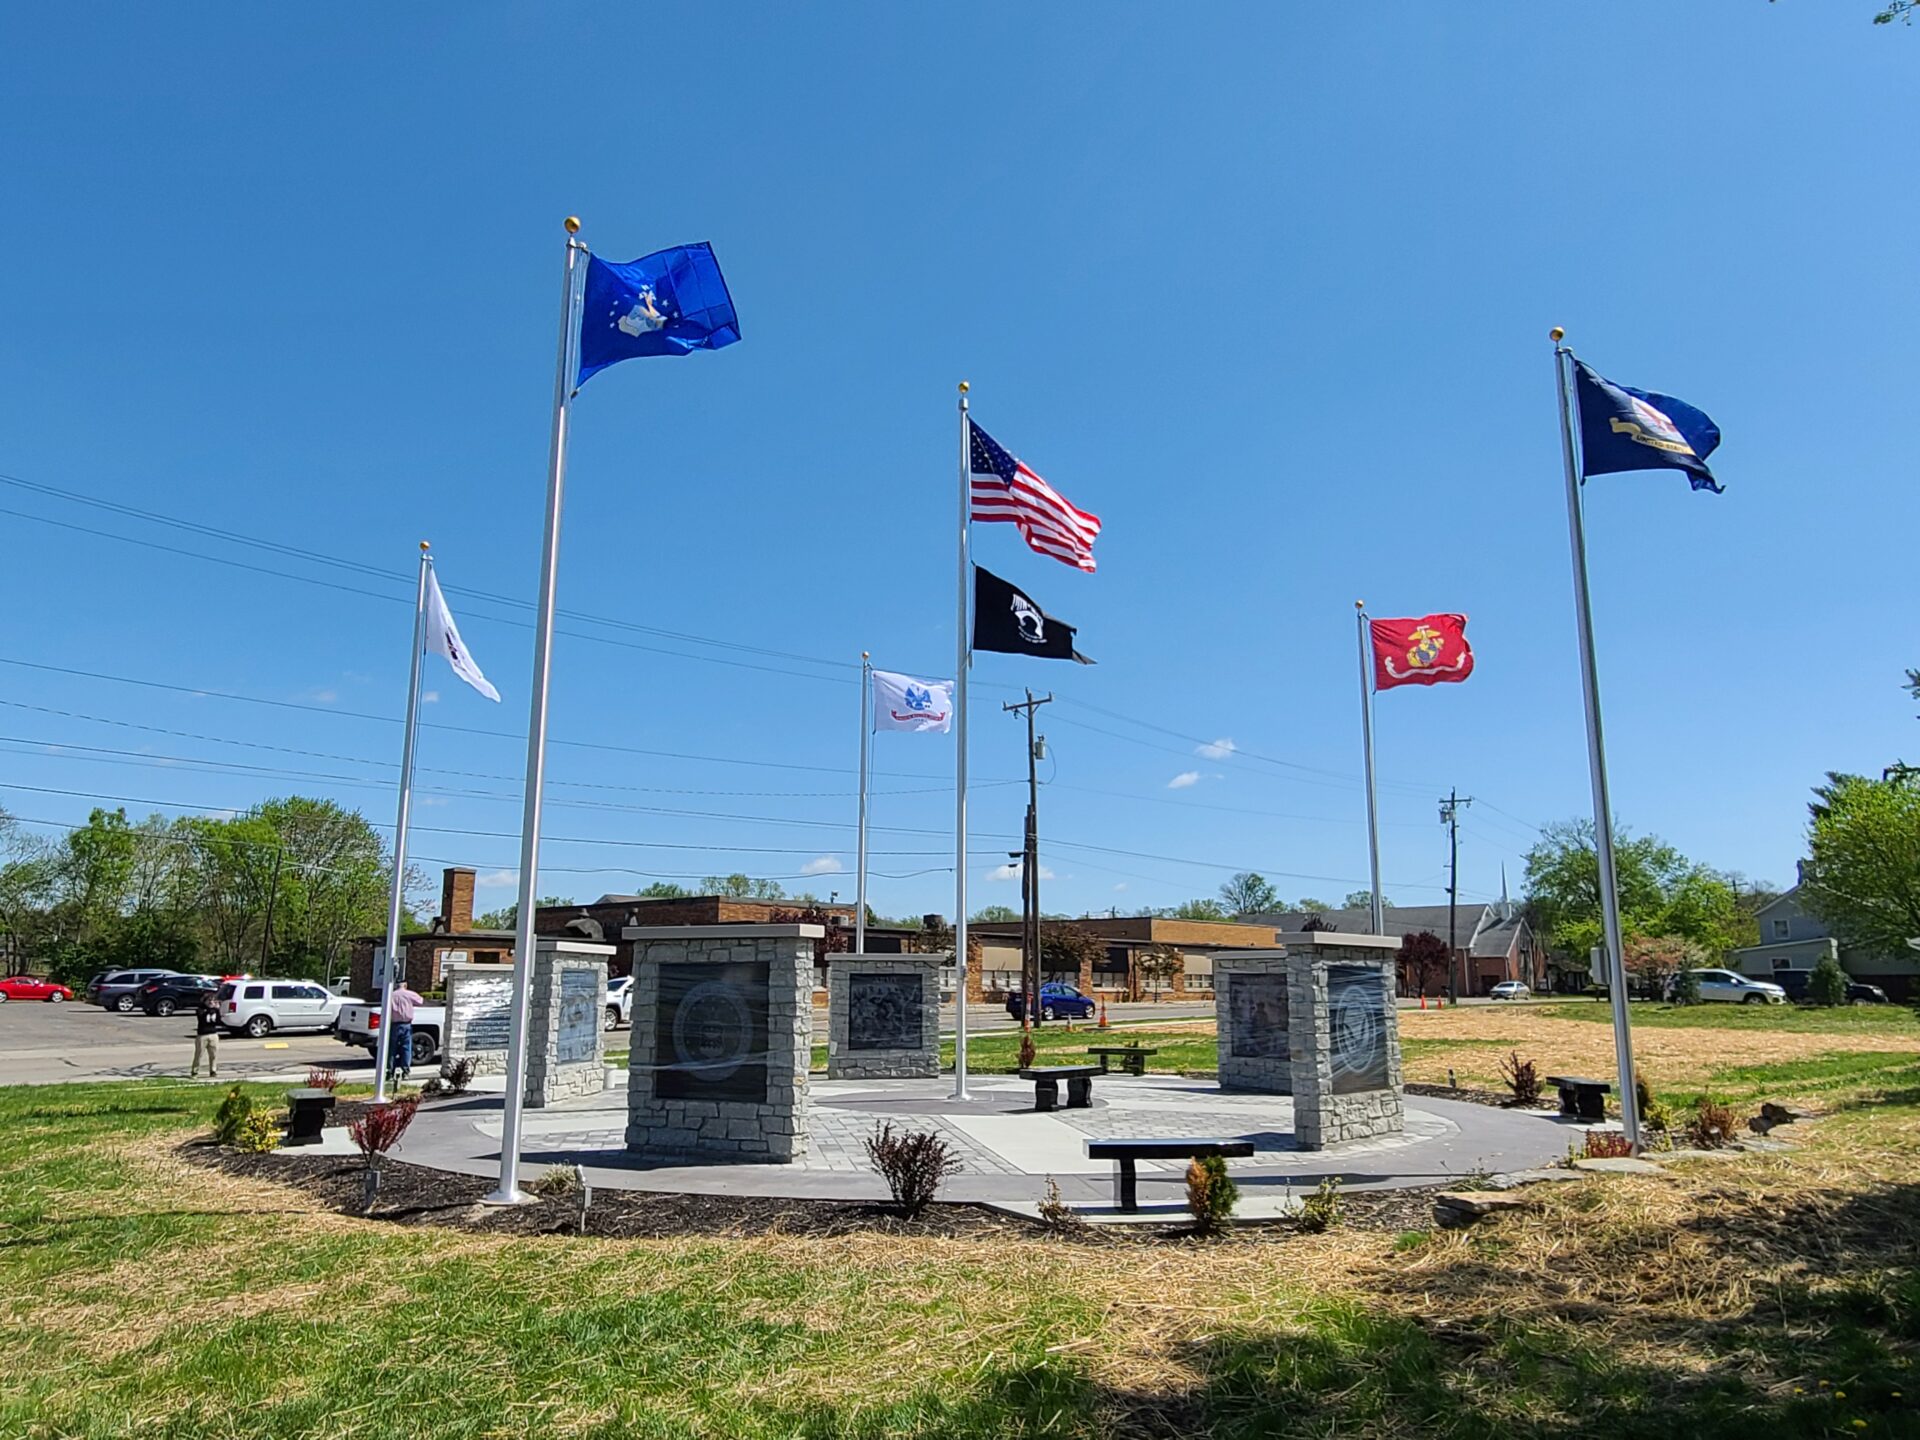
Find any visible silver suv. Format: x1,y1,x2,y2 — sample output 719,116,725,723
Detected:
1668,968,1786,1005
218,978,357,1038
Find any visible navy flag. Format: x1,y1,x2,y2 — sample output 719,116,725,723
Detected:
577,244,740,386
1573,359,1722,493
973,566,1093,664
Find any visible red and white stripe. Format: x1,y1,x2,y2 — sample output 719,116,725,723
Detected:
971,462,1102,573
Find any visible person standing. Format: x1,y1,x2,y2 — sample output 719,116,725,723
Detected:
387,979,423,1083
191,993,221,1079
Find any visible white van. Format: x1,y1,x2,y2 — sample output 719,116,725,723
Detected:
219,978,360,1038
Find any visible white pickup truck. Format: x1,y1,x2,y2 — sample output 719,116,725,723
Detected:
335,1000,445,1069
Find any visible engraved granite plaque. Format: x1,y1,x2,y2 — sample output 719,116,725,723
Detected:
460,974,513,1051
655,960,769,1103
1229,973,1290,1059
847,971,921,1051
556,967,599,1064
1328,964,1390,1093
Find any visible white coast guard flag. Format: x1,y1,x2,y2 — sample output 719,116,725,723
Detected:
424,569,500,702
871,669,952,733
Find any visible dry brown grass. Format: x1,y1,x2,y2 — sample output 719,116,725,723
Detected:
1399,1006,1920,1089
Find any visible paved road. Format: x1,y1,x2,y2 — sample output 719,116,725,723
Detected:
0,1000,374,1086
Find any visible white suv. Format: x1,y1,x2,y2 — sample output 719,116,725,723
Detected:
219,978,359,1038
1668,968,1786,1005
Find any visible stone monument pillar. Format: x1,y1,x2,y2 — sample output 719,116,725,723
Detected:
442,961,516,1077
826,952,943,1079
522,939,614,1108
1279,932,1404,1149
621,923,818,1163
1213,949,1298,1093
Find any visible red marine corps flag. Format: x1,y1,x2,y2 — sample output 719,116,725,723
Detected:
1369,614,1475,690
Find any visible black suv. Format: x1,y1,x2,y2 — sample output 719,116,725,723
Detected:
1771,970,1890,1005
139,974,219,1016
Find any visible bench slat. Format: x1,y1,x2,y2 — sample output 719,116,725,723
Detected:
1086,1139,1255,1159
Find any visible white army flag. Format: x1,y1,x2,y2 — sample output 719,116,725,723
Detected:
424,569,501,702
871,669,953,733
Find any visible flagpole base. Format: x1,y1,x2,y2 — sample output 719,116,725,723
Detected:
480,1187,536,1207
950,1084,972,1102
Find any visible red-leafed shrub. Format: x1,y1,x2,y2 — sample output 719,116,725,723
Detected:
305,1066,341,1092
1582,1130,1634,1160
349,1096,420,1164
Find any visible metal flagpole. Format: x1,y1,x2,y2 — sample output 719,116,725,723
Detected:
374,541,432,1103
952,381,972,1100
1354,601,1385,936
1552,326,1644,1150
487,218,585,1204
855,653,871,954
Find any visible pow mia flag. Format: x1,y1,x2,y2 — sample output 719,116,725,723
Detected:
973,566,1093,664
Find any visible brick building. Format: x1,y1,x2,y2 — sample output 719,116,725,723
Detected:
966,915,1283,1002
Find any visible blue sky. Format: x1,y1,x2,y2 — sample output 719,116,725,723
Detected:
1,5,1913,923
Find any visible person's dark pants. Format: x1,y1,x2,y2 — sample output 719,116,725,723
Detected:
388,1022,414,1079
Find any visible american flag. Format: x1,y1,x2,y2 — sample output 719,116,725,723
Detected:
968,419,1102,573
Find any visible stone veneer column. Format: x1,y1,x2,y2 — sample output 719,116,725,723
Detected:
1279,932,1404,1149
1212,949,1300,1093
826,952,944,1079
521,940,614,1109
441,961,517,1077
622,924,818,1163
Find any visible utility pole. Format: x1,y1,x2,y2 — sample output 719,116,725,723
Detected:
1439,790,1473,1003
1003,689,1053,1025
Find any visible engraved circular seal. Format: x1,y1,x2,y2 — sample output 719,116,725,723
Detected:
670,978,755,1082
1330,977,1383,1084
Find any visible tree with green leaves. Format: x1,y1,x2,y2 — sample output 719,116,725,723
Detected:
700,873,786,901
971,905,1019,923
1807,952,1850,1006
1294,897,1333,913
1524,819,1750,962
1800,771,1920,960
1343,889,1392,911
636,881,690,899
1218,872,1279,916
1169,897,1229,921
476,896,575,931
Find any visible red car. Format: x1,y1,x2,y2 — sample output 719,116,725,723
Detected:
0,975,74,1003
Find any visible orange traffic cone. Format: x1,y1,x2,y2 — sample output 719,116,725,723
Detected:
1419,993,1427,1011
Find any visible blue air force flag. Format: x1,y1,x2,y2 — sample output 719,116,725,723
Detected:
871,669,954,734
577,244,740,386
1573,359,1722,493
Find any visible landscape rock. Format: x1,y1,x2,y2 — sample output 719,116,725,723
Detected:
1571,1156,1670,1176
1433,1191,1531,1228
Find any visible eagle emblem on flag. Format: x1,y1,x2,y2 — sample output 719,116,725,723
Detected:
1369,614,1475,691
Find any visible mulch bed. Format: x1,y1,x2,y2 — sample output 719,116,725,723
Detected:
1405,1081,1558,1113
180,1139,1449,1243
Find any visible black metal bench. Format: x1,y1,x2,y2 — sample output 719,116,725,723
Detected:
1018,1065,1100,1111
284,1087,337,1146
1084,1138,1257,1212
1084,1044,1158,1076
1545,1074,1611,1121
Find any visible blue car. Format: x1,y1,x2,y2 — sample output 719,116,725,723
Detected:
1005,982,1097,1023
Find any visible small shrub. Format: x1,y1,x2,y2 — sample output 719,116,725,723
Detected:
1017,1025,1037,1072
1499,1050,1542,1106
1689,1093,1739,1150
348,1096,420,1165
214,1087,254,1145
1582,1130,1634,1160
1669,968,1702,1006
1185,1155,1239,1235
305,1066,340,1092
1636,1076,1672,1133
232,1110,281,1154
1807,954,1850,1007
530,1165,581,1198
864,1123,962,1218
416,1077,447,1099
1296,1176,1342,1234
1037,1176,1082,1229
441,1056,478,1094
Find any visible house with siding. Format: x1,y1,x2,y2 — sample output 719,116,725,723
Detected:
1728,887,1918,1001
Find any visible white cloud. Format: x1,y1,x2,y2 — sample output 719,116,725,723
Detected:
309,688,339,704
476,869,518,889
417,795,450,807
1167,770,1201,789
1112,882,1128,893
800,855,846,876
1196,737,1236,761
421,690,440,704
990,861,1056,882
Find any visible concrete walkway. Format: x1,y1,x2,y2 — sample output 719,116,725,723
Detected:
390,1073,1574,1221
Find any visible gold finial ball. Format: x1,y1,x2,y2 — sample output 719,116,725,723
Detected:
958,380,970,393
1549,326,1565,342
1354,599,1366,610
420,540,431,552
564,216,581,234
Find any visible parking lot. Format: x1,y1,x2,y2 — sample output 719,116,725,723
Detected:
0,998,375,1086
